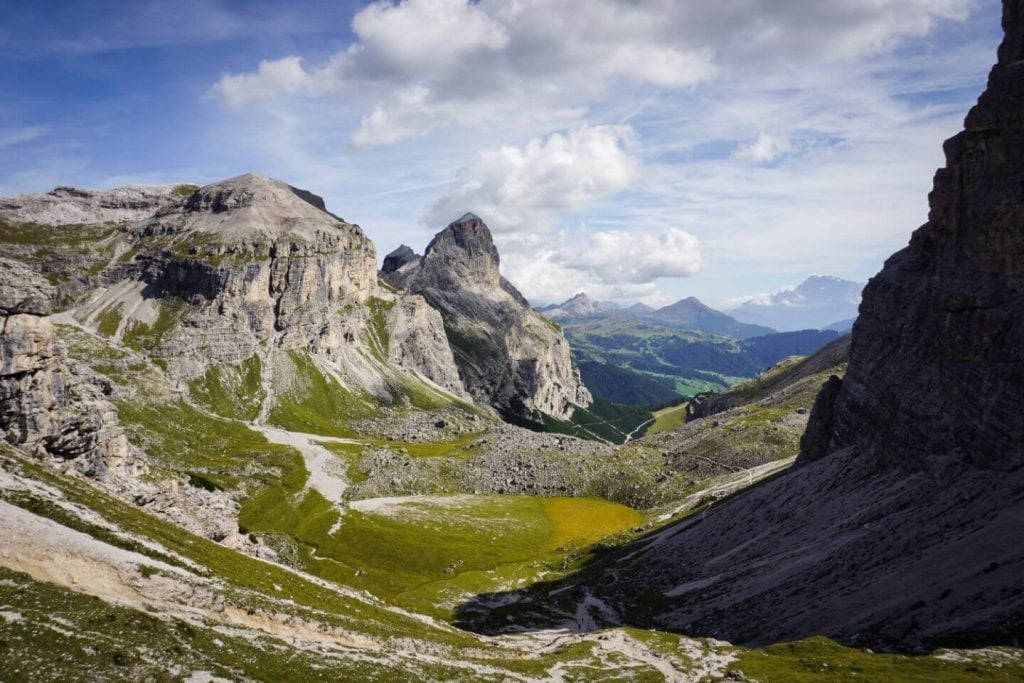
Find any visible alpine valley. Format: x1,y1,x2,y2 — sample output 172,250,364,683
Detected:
1,2,1023,681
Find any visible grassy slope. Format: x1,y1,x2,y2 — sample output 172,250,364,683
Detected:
188,354,266,421
0,565,404,682
243,494,640,618
648,403,688,435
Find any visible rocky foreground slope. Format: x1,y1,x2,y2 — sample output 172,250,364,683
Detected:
381,213,591,420
459,0,1024,652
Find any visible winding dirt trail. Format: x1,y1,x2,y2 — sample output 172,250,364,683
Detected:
249,425,352,507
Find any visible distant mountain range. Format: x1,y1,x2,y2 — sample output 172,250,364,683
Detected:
539,292,842,407
543,293,774,339
725,275,864,332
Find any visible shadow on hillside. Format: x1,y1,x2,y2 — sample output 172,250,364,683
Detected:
451,475,775,643
450,456,1024,654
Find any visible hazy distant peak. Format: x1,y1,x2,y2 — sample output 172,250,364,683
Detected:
728,275,864,331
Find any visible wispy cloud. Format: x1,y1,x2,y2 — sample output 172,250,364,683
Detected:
0,126,46,148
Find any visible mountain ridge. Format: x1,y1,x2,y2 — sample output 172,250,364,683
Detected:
381,213,592,420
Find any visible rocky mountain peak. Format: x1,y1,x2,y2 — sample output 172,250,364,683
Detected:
544,293,602,320
382,244,418,273
419,213,502,290
999,0,1022,63
379,214,592,420
800,0,1024,469
157,173,355,247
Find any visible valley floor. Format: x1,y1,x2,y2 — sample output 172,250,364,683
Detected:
3,434,1023,681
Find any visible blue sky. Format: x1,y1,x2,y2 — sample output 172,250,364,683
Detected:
0,0,1004,307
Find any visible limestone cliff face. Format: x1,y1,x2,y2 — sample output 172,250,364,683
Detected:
385,295,468,397
800,0,1024,469
1,173,467,404
128,174,380,376
382,213,591,420
0,258,133,476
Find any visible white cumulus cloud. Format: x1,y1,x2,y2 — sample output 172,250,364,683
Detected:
351,0,509,76
213,56,319,107
733,133,794,164
426,124,640,234
568,228,704,284
209,0,971,145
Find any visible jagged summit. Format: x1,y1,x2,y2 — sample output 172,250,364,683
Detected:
416,213,503,291
382,244,418,273
563,292,593,306
544,293,602,320
380,213,592,420
454,211,482,224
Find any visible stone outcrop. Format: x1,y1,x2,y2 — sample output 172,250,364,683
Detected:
382,245,417,273
1,172,470,458
24,174,463,399
799,0,1024,470
0,258,132,476
381,213,591,420
384,295,469,398
128,174,379,376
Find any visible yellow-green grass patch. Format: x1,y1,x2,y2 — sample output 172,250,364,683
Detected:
647,403,688,435
240,492,640,618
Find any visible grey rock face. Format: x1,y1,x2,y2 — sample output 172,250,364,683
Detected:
801,0,1024,470
2,173,468,410
0,258,132,476
382,213,591,419
795,373,842,463
0,260,55,316
124,174,379,376
0,184,185,226
385,295,469,398
382,245,418,273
